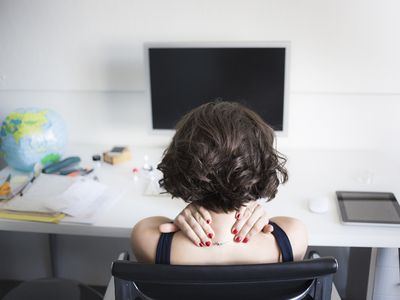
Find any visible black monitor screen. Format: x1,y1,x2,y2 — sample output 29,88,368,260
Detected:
148,47,286,130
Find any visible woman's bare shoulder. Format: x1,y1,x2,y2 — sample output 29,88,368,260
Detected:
131,216,172,263
270,216,308,261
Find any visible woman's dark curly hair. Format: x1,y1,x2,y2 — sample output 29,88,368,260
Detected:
158,101,288,213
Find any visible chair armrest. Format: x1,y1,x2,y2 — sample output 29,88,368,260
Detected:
308,251,341,300
308,250,322,259
104,277,115,300
104,252,130,300
117,251,130,261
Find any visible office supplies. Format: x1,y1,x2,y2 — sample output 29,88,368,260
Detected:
44,176,126,224
103,146,131,165
1,174,75,213
142,155,153,171
45,177,108,217
143,170,168,197
132,167,139,182
42,156,81,174
0,170,66,222
0,173,123,224
19,174,38,196
59,167,94,176
59,168,80,176
92,154,102,168
0,210,64,223
0,174,12,197
0,173,30,201
336,191,400,226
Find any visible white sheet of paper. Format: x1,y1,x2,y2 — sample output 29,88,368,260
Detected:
46,178,108,217
61,186,126,224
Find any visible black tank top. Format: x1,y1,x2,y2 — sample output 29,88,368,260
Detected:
155,221,294,264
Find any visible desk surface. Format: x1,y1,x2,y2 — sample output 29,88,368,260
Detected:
1,145,400,248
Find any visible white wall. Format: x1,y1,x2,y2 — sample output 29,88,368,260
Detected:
1,0,400,290
1,0,399,163
1,0,400,94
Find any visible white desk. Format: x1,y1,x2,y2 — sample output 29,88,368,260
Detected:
1,145,399,248
1,145,400,299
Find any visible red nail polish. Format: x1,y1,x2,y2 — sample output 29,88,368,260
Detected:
199,242,203,247
236,213,240,219
232,228,238,234
234,236,241,243
208,233,213,238
205,241,211,247
243,237,249,243
206,219,211,224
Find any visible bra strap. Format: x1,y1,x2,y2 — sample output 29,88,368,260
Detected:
155,232,175,264
270,221,294,262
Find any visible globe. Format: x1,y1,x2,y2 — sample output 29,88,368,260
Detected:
0,108,67,172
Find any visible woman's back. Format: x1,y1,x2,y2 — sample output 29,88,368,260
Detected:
132,215,307,265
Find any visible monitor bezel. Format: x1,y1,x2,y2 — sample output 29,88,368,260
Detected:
144,41,291,138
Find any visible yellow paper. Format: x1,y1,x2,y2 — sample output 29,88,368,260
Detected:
0,210,65,223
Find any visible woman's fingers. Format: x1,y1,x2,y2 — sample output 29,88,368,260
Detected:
187,215,212,246
197,205,213,225
163,203,214,246
234,204,265,242
244,216,272,241
159,222,179,233
235,206,247,220
193,209,215,239
175,215,204,246
231,203,272,243
231,202,258,234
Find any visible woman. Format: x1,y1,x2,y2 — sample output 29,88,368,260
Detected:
132,101,307,265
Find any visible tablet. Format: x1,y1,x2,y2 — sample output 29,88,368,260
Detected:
336,191,400,226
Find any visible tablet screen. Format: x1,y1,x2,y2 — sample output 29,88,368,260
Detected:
336,191,400,224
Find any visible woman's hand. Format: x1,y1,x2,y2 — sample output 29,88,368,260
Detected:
159,203,215,247
231,202,274,243
159,202,273,246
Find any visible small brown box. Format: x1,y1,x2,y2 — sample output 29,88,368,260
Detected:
103,146,132,165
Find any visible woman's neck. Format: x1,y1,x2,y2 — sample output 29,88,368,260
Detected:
208,211,237,243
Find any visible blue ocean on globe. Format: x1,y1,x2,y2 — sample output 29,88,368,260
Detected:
0,108,67,172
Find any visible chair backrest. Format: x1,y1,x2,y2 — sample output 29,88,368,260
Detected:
112,255,338,300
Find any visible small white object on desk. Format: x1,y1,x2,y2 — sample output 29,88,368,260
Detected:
308,196,330,214
143,170,169,197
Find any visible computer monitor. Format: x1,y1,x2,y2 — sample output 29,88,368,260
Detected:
144,42,290,135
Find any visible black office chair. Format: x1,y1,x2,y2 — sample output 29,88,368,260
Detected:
111,252,338,300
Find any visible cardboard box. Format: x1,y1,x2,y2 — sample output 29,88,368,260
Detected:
103,146,132,165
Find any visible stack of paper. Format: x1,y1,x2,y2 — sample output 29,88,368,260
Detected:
48,177,125,224
0,170,65,223
0,173,124,224
0,210,65,223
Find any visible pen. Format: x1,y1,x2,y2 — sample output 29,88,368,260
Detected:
20,175,37,197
